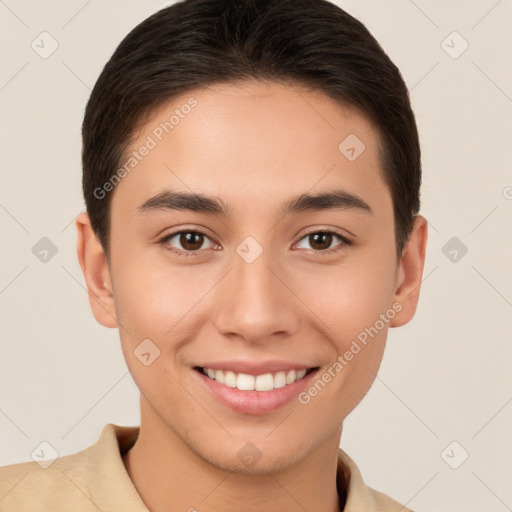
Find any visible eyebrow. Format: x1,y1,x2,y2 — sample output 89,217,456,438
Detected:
137,188,373,218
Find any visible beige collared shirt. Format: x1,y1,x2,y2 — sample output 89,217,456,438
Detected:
0,423,413,511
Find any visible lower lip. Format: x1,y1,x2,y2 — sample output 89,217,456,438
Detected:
193,367,320,415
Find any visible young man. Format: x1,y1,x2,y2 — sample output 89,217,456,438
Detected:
0,0,427,510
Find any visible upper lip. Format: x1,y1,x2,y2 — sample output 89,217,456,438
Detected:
194,360,319,376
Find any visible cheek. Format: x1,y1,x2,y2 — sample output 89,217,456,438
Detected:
108,242,178,356
113,263,194,337
111,235,397,352
110,250,222,374
111,258,196,400
293,252,396,403
295,267,392,417
298,256,396,342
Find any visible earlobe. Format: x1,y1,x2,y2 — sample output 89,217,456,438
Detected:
389,215,428,328
75,212,118,328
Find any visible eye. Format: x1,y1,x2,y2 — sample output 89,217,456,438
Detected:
159,230,218,256
294,230,352,254
158,228,352,258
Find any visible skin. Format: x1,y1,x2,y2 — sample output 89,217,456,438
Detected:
76,80,427,512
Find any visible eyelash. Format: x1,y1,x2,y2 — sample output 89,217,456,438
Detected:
158,229,353,258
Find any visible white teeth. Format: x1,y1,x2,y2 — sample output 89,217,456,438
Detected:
237,373,255,390
224,371,237,388
255,373,274,391
214,369,224,385
273,371,287,388
286,369,296,384
200,367,312,391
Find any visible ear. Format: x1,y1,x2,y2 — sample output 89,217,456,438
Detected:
75,212,118,328
389,215,428,328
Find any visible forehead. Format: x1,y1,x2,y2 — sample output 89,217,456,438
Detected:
111,80,389,216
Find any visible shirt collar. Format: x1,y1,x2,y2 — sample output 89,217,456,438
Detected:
89,423,385,511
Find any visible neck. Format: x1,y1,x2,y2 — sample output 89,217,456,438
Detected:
122,397,344,512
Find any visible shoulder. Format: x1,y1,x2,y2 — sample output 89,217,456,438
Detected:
0,423,144,511
367,486,416,512
0,450,94,511
337,447,416,512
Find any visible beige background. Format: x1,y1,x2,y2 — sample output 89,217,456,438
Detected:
1,1,511,510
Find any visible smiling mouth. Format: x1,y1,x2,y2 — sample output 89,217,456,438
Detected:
194,366,320,392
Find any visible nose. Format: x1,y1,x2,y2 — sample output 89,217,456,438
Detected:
212,246,301,344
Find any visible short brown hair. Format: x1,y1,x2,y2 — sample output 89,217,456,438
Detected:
82,0,421,259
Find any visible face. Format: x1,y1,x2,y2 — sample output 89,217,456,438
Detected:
78,80,426,474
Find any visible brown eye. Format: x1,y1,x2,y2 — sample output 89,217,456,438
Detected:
179,232,204,251
295,230,351,253
161,230,217,255
308,232,334,251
